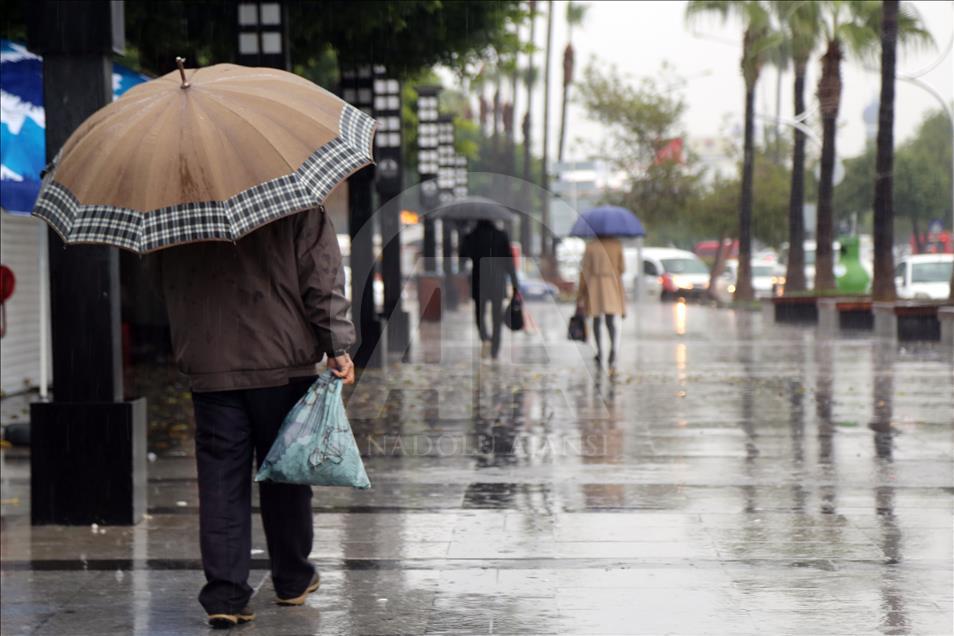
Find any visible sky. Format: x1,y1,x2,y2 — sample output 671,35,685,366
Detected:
472,0,953,167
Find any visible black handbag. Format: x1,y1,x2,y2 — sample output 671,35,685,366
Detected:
504,295,524,331
567,311,587,341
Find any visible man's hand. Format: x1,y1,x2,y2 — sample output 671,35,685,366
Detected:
327,352,355,385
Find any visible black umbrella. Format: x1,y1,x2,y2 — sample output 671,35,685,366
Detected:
432,196,514,222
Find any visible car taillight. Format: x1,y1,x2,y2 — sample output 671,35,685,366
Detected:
660,273,676,292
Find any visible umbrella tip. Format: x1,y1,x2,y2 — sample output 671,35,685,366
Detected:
176,57,190,89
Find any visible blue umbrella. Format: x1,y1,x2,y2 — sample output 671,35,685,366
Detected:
569,205,645,238
0,39,149,214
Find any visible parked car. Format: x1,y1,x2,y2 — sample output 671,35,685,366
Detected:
517,273,558,300
635,248,710,300
694,238,738,262
894,254,953,300
722,257,785,298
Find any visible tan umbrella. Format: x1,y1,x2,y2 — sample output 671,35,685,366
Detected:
33,60,375,253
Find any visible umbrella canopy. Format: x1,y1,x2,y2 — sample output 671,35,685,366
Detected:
32,63,375,253
569,205,645,238
432,196,513,222
0,39,148,214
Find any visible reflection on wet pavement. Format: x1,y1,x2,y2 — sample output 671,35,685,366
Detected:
1,302,952,634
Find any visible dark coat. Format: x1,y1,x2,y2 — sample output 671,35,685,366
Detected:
159,207,354,392
459,221,518,301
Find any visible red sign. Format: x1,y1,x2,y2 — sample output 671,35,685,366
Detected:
655,138,684,165
0,265,14,303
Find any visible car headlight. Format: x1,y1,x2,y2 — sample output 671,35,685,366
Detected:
673,277,693,290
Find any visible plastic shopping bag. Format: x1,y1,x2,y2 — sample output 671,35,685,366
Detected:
255,371,370,489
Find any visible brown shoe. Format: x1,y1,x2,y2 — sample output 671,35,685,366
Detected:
275,572,321,606
207,607,255,628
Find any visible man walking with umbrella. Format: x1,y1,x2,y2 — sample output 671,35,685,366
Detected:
159,205,356,625
31,62,374,627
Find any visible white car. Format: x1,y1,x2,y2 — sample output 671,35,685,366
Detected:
634,247,710,300
723,258,784,298
894,254,953,300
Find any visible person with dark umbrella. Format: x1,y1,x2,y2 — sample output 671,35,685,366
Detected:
460,219,520,359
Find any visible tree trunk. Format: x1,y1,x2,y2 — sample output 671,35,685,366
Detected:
910,216,922,253
492,85,501,163
521,112,533,256
502,101,515,178
540,0,554,259
510,71,519,177
871,0,899,301
785,62,808,294
774,66,783,165
478,95,489,137
708,233,728,302
815,115,838,291
950,252,954,301
558,43,573,163
521,4,537,258
814,39,842,292
508,73,520,248
735,83,756,302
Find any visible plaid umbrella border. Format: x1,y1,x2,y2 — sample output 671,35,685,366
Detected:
33,104,375,254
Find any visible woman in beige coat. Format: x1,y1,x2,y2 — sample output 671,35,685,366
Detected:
577,237,626,367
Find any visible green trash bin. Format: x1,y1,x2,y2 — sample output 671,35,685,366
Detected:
836,235,870,294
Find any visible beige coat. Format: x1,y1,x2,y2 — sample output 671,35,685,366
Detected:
578,238,626,317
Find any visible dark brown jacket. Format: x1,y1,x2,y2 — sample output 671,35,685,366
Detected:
159,207,354,392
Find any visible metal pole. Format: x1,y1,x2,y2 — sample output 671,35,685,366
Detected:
38,223,48,399
635,236,644,304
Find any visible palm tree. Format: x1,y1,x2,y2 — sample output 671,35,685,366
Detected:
686,0,778,302
521,0,538,256
499,51,519,179
540,0,555,259
491,66,502,164
558,2,588,164
812,0,930,292
775,1,821,294
871,0,899,301
472,66,490,137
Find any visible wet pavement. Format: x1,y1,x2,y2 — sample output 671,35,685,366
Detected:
1,299,952,634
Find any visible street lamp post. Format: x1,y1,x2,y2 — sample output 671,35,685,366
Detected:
27,0,147,526
372,67,410,354
416,87,441,262
341,64,384,368
454,154,470,272
454,154,469,200
437,116,458,308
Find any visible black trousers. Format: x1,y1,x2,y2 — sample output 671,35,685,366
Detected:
191,376,316,614
474,295,503,357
